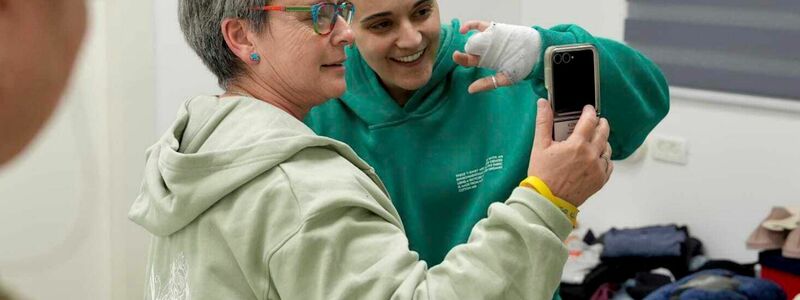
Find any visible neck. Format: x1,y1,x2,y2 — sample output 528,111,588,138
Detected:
383,81,415,107
225,77,311,120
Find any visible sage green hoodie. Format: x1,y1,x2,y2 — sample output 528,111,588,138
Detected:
130,95,573,300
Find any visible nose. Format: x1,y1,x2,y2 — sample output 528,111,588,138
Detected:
395,20,422,49
330,15,355,47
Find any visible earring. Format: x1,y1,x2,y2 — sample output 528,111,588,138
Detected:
250,52,261,62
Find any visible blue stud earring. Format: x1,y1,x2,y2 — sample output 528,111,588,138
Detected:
250,52,261,62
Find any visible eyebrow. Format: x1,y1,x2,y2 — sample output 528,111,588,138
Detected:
360,0,431,24
412,0,433,9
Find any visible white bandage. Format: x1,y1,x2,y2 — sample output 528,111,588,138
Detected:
464,22,542,83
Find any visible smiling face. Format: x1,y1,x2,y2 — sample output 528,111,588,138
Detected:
349,0,441,101
249,0,354,103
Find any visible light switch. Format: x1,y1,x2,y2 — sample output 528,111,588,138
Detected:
650,135,689,165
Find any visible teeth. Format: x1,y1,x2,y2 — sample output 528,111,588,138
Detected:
396,49,425,63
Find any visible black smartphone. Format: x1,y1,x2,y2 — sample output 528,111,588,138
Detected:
544,44,601,141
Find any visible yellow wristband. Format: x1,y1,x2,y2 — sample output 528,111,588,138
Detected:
520,176,579,227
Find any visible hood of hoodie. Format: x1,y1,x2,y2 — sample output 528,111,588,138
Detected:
129,96,373,237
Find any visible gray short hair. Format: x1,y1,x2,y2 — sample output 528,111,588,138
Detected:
179,0,269,88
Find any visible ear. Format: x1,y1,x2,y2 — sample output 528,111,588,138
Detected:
221,18,259,65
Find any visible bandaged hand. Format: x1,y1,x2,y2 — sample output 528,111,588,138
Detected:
453,20,542,94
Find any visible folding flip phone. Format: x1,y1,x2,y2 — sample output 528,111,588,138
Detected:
544,44,601,141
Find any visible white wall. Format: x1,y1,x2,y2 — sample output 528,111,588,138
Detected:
0,1,155,299
154,1,221,135
521,0,628,40
438,0,522,25
149,0,800,267
105,0,157,298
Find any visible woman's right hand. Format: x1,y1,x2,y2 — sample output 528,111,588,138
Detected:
528,99,613,207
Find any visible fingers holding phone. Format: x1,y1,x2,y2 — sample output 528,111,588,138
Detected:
529,99,612,208
569,105,601,144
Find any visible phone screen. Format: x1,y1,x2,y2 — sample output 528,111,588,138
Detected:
551,49,597,115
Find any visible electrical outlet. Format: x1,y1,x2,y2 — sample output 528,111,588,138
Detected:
650,136,689,165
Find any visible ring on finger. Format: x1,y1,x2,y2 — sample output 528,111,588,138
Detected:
491,75,499,90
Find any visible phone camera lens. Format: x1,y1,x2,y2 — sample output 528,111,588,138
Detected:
553,53,563,64
562,53,572,64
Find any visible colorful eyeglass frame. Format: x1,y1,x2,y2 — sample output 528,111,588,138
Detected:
252,2,355,35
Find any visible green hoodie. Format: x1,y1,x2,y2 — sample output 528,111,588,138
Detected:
130,96,575,299
305,20,670,266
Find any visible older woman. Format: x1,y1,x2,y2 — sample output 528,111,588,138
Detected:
130,0,612,299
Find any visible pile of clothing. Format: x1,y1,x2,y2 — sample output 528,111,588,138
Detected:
747,206,800,298
560,224,786,300
747,206,800,259
645,269,785,300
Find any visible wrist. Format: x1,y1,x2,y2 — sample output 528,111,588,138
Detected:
520,176,578,227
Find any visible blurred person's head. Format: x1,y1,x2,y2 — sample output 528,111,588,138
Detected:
179,0,355,119
0,0,88,166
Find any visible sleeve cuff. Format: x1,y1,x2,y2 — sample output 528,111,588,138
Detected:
506,187,573,241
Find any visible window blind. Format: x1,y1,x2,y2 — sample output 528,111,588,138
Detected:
625,0,800,100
